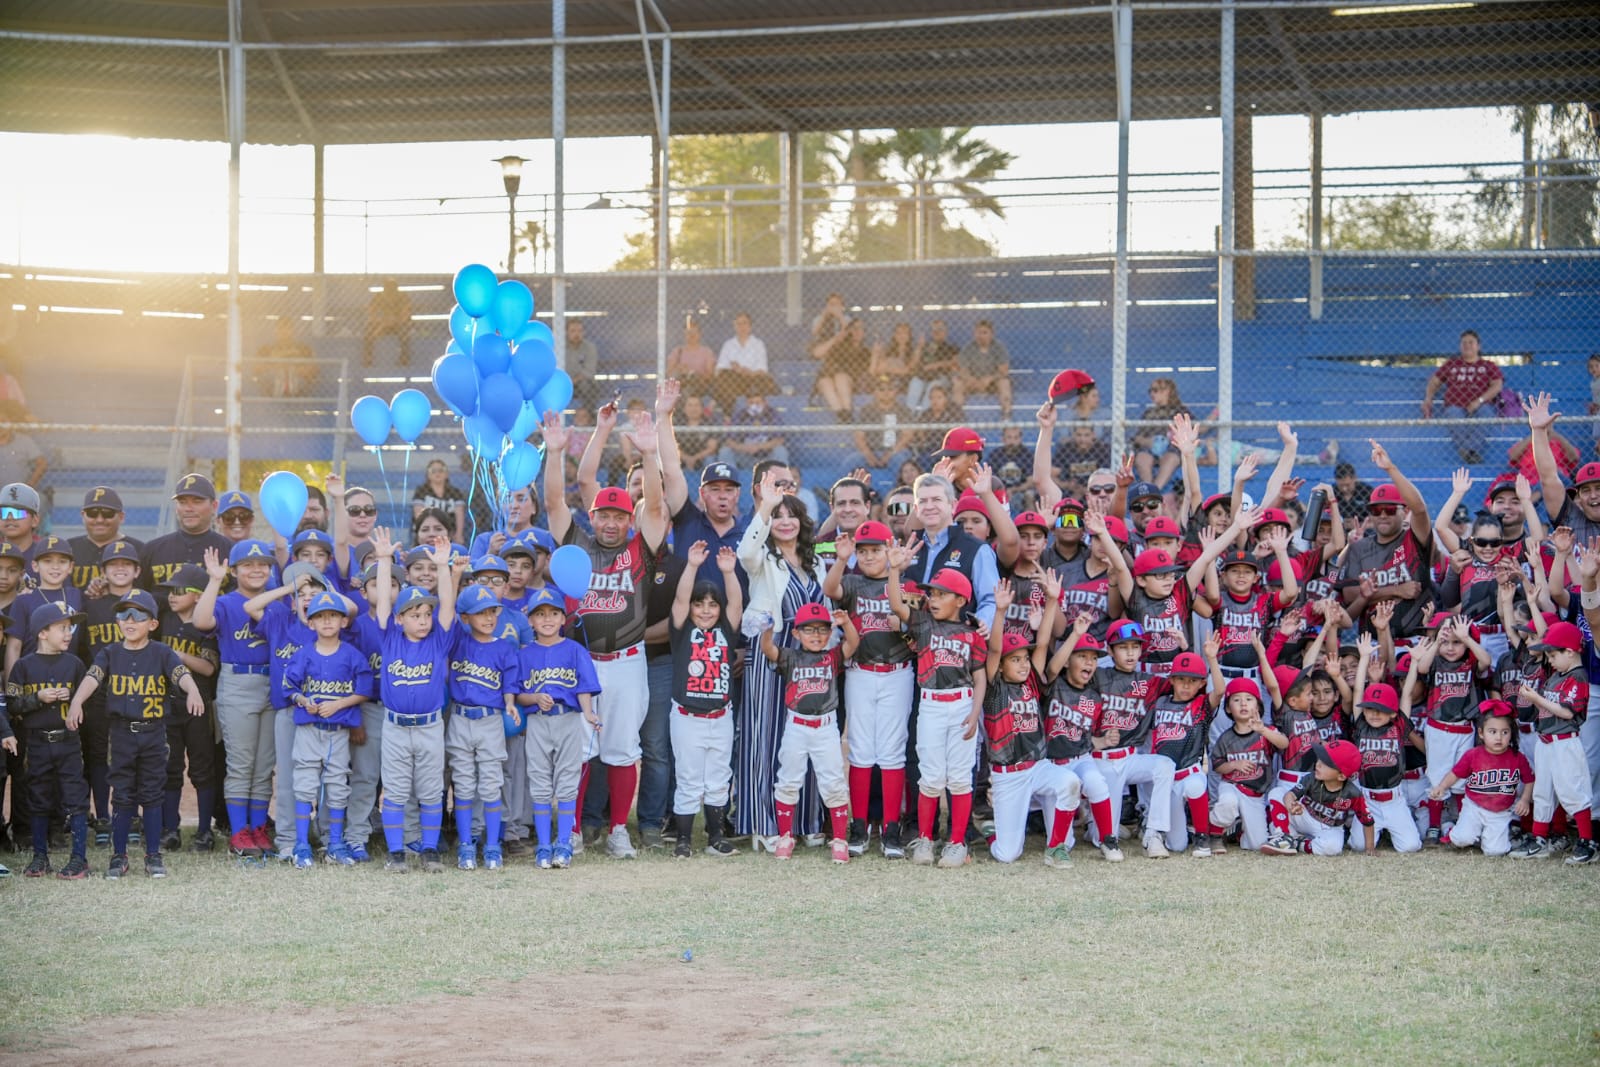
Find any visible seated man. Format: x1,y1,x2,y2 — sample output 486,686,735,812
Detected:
953,319,1012,420
718,392,789,469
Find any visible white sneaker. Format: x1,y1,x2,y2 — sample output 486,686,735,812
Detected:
802,832,826,847
606,826,637,859
908,836,936,866
569,831,585,855
1096,838,1125,863
1143,835,1171,859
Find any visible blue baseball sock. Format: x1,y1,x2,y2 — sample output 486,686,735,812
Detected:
381,798,405,854
248,797,269,830
419,801,444,850
226,797,250,836
556,800,576,849
31,814,49,856
142,805,163,857
294,799,314,849
112,809,135,855
162,789,182,837
483,799,503,850
68,813,88,860
194,787,216,835
454,800,475,847
533,803,553,848
328,808,346,848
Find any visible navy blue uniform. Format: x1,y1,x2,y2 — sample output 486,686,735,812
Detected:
158,612,220,831
89,640,192,857
9,652,91,855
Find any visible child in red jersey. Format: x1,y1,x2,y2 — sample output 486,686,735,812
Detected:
1208,678,1288,850
1146,637,1225,855
1510,622,1594,863
1404,613,1493,844
1432,701,1532,856
1262,739,1375,856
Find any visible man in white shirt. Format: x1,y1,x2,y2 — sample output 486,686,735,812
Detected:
713,312,775,411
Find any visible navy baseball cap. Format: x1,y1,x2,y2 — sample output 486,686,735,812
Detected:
0,483,40,514
100,540,142,565
456,585,503,615
217,490,253,514
0,541,24,564
1128,481,1162,503
115,589,160,616
228,539,273,566
470,554,510,576
291,529,333,554
30,601,85,633
305,590,349,619
172,473,217,501
81,487,124,512
33,535,73,560
701,461,739,488
394,585,438,614
527,586,564,613
160,563,209,593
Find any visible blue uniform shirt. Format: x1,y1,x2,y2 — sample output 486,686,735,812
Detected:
283,640,372,728
378,624,451,715
260,599,316,709
11,586,84,659
211,590,270,667
517,637,601,714
447,630,521,709
351,612,384,676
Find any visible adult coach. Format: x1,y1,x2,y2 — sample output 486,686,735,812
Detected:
1421,329,1502,464
141,473,233,591
1340,441,1433,641
1529,393,1600,546
70,487,141,591
540,408,668,859
657,379,750,590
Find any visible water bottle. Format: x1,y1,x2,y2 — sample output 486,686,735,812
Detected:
1299,488,1327,551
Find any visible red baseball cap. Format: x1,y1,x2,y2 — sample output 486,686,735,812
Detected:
900,580,922,597
1314,739,1362,780
852,520,893,545
1054,495,1085,514
590,487,635,515
1572,461,1600,491
1254,507,1291,529
1170,652,1208,678
1272,664,1302,697
793,602,833,628
1100,515,1129,544
1200,492,1232,514
1142,516,1182,540
1070,631,1107,654
1265,557,1302,586
954,492,990,520
1000,632,1032,657
1369,484,1404,506
1483,471,1520,504
1224,677,1262,705
1520,611,1561,634
1013,510,1049,531
936,426,986,457
1105,619,1147,646
927,568,973,601
1532,620,1584,653
1361,683,1399,713
1048,369,1096,402
1133,548,1183,577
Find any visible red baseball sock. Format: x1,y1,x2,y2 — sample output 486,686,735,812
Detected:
1521,812,1534,834
1268,799,1291,834
1533,820,1551,837
848,766,873,820
605,764,637,832
1552,808,1570,836
1090,798,1114,842
1575,810,1594,841
881,768,906,826
1188,794,1214,836
1048,807,1075,848
775,802,795,839
828,805,850,842
949,792,973,844
1426,799,1442,829
917,793,938,840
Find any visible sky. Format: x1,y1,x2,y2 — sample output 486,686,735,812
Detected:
0,107,1521,276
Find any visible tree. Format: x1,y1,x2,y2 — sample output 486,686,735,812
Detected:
882,126,1015,261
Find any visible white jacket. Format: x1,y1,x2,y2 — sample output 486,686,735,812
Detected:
736,508,831,637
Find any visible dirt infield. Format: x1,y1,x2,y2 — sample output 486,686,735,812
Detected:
10,963,833,1067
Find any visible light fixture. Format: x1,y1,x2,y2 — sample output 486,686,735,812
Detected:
1331,2,1475,15
494,155,529,272
585,194,614,210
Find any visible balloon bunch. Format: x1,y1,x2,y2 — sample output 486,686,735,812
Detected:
348,387,437,526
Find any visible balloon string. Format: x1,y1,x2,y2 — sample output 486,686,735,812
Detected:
374,447,397,531
399,445,411,531
464,447,480,550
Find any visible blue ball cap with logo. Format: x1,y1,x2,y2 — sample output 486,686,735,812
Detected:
31,601,86,634
0,541,24,564
115,589,160,617
394,585,438,614
470,554,510,576
172,473,217,501
526,586,564,613
305,590,349,619
100,540,142,565
33,535,72,561
228,539,274,566
456,584,502,615
700,461,740,489
218,490,254,514
292,528,333,552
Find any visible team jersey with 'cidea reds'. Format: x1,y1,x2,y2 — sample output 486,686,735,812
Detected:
1288,773,1374,827
670,618,738,713
984,674,1046,767
1044,676,1099,761
1149,690,1211,769
1425,655,1486,724
1449,558,1506,628
776,646,844,715
1211,588,1285,669
563,528,653,653
1127,584,1192,669
1057,568,1112,643
1349,712,1414,791
906,607,983,690
1277,707,1346,772
999,572,1048,644
1536,666,1590,735
836,573,913,666
1451,746,1534,812
1093,666,1160,747
1343,527,1431,637
1494,648,1531,715
1211,728,1275,795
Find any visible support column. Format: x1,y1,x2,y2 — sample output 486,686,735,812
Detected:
312,142,325,337
782,130,802,326
656,36,670,386
551,0,567,372
1111,1,1132,467
1217,1,1235,493
1233,107,1256,321
1309,112,1323,321
225,0,245,493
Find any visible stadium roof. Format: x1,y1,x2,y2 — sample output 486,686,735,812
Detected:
1,1,1598,144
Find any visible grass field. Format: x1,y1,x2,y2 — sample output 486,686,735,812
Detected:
4,837,1600,1066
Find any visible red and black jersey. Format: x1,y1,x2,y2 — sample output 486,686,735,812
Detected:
1493,647,1528,711
1210,588,1285,669
1424,655,1485,725
1093,666,1161,747
1515,655,1551,726
1278,707,1346,772
999,570,1048,646
1444,558,1507,630
984,673,1046,768
1452,746,1534,812
775,646,843,717
1148,690,1211,769
1536,665,1590,736
1211,727,1275,795
566,529,654,653
906,607,983,691
1044,675,1100,761
1343,528,1432,638
1127,583,1191,671
1349,711,1413,790
1057,567,1112,643
837,573,912,667
1288,773,1374,827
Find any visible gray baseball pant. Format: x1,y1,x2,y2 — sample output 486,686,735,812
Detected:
216,671,274,804
526,712,587,804
292,724,352,809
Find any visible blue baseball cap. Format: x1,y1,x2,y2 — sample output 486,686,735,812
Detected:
291,529,333,554
172,473,217,501
115,589,160,617
279,561,327,593
500,535,535,560
525,528,557,553
0,484,41,513
160,563,209,593
526,586,565,613
305,590,349,619
228,538,273,566
357,561,381,586
100,540,142,565
33,535,73,561
31,601,86,633
1129,481,1162,503
81,487,125,511
456,584,503,616
217,490,253,514
470,554,509,576
394,585,438,614
701,461,740,489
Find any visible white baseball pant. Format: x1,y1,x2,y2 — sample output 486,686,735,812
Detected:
843,664,914,769
670,703,734,814
1425,722,1476,797
1211,666,1263,744
1533,733,1593,823
1582,686,1600,817
1266,769,1305,814
1053,756,1110,850
1446,796,1514,855
916,688,976,796
1350,785,1422,852
1158,762,1209,853
775,711,849,809
592,644,649,766
988,761,1080,863
1092,747,1172,843
1286,809,1350,855
1209,780,1270,850
1402,772,1431,837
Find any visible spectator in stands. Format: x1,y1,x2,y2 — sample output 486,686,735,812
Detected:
255,318,315,398
1052,422,1110,499
0,346,30,418
719,391,789,468
1509,424,1581,485
1421,328,1502,463
853,375,918,482
1589,353,1600,453
907,383,964,460
362,278,412,367
870,321,921,397
907,319,960,411
666,318,716,401
953,319,1013,420
0,401,45,490
674,393,719,473
411,457,467,541
812,317,871,422
988,425,1035,504
812,292,848,344
1333,461,1374,521
566,318,602,410
892,458,922,496
1130,377,1191,488
714,312,775,413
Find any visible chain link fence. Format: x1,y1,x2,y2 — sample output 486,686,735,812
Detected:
1,3,1596,545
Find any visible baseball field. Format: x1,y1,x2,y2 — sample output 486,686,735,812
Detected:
3,841,1597,1066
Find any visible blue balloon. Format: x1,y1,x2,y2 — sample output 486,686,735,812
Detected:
548,544,593,600
480,372,522,435
491,280,535,338
517,320,554,347
431,352,479,418
533,369,574,416
509,400,541,442
510,338,555,400
259,470,308,541
389,388,432,444
448,304,476,351
350,394,392,447
453,264,498,318
463,413,503,456
472,332,512,378
445,339,465,357
499,441,543,490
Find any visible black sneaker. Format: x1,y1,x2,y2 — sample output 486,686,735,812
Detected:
421,849,444,873
846,819,869,857
23,852,51,877
673,837,693,860
384,852,408,873
880,821,905,860
106,854,130,879
581,825,603,848
57,855,90,880
502,837,529,857
145,853,168,878
1510,835,1552,859
704,838,736,857
92,819,111,846
160,829,181,853
190,831,215,853
1424,827,1442,847
1566,839,1598,866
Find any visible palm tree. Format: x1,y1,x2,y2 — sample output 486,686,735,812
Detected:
882,127,1015,260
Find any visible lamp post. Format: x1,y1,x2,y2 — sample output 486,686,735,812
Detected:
495,155,527,272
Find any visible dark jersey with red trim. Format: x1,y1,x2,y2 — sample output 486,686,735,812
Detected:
1424,655,1485,725
984,673,1046,768
836,573,912,667
669,618,737,713
1513,653,1550,726
1127,583,1191,670
1493,647,1528,712
1288,773,1373,827
1349,712,1413,790
775,646,843,717
999,570,1048,645
1343,528,1432,638
1444,558,1506,630
565,528,654,653
1278,707,1346,772
1211,727,1275,795
1056,565,1111,643
1296,547,1337,612
1149,690,1211,769
906,606,983,691
1211,588,1285,669
1451,746,1533,812
1044,675,1100,761
1536,665,1590,736
1092,666,1161,747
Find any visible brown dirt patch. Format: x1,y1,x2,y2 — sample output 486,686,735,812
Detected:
9,962,838,1067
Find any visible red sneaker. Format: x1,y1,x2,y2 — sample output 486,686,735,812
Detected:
248,825,273,852
829,838,849,864
230,829,261,857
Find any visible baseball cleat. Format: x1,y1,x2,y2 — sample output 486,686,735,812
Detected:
640,826,664,850
830,838,850,864
908,836,936,866
569,831,585,855
1423,827,1442,847
483,847,503,870
605,826,637,859
673,837,692,860
384,852,408,872
1191,834,1213,858
57,855,90,880
1143,835,1171,859
92,819,110,847
247,825,273,852
582,824,603,848
936,841,969,868
145,853,168,878
1259,833,1299,856
189,831,215,853
772,834,796,860
802,832,827,848
1510,836,1554,859
551,845,573,869
846,820,869,857
105,854,130,879
292,846,314,870
161,829,181,853
325,843,357,866
536,847,555,869
457,843,477,871
705,839,737,857
1565,839,1598,865
1096,838,1125,863
502,837,529,857
1550,835,1574,854
348,843,370,863
1043,844,1072,868
880,822,905,859
23,853,51,878
421,849,445,873
1208,833,1227,855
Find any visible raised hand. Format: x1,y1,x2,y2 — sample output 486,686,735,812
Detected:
369,525,396,559
1525,391,1558,432
540,409,568,452
832,609,851,629
834,529,855,561
994,578,1014,612
931,456,959,484
656,377,681,416
1355,632,1376,659
426,539,452,570
686,539,709,569
1039,568,1062,603
1277,421,1297,448
1515,473,1534,501
1234,453,1260,485
1278,477,1304,505
716,546,738,574
1369,439,1395,473
1203,630,1221,660
848,467,873,486
756,467,784,509
1451,467,1472,496
1169,412,1198,455
1036,401,1058,430
969,463,994,496
1277,608,1304,638
1580,536,1600,583
623,410,659,456
1551,525,1574,556
203,546,228,584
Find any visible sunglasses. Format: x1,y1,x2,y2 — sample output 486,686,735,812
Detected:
474,574,507,586
1131,499,1162,512
1368,505,1399,517
347,505,378,517
886,501,911,517
1471,537,1504,548
116,608,152,623
219,513,253,526
774,480,798,492
83,508,119,520
1087,485,1116,496
1055,512,1082,529
0,507,31,521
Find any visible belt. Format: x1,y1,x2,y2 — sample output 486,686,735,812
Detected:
1094,746,1134,760
1366,788,1398,802
792,712,835,729
920,687,973,703
29,728,69,744
855,661,911,674
1173,763,1204,782
229,664,270,675
1232,783,1263,799
992,759,1037,775
1219,665,1256,679
674,703,728,720
1429,720,1475,735
1518,722,1534,733
1540,732,1579,744
309,721,343,732
1478,624,1504,635
387,710,440,728
1277,770,1302,785
114,719,161,733
1403,769,1422,781
451,704,498,721
536,705,580,716
591,644,642,663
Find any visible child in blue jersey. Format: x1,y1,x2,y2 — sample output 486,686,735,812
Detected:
517,586,601,869
6,535,82,672
195,540,276,858
282,590,373,868
447,583,522,871
370,528,458,873
467,555,534,648
343,560,394,861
